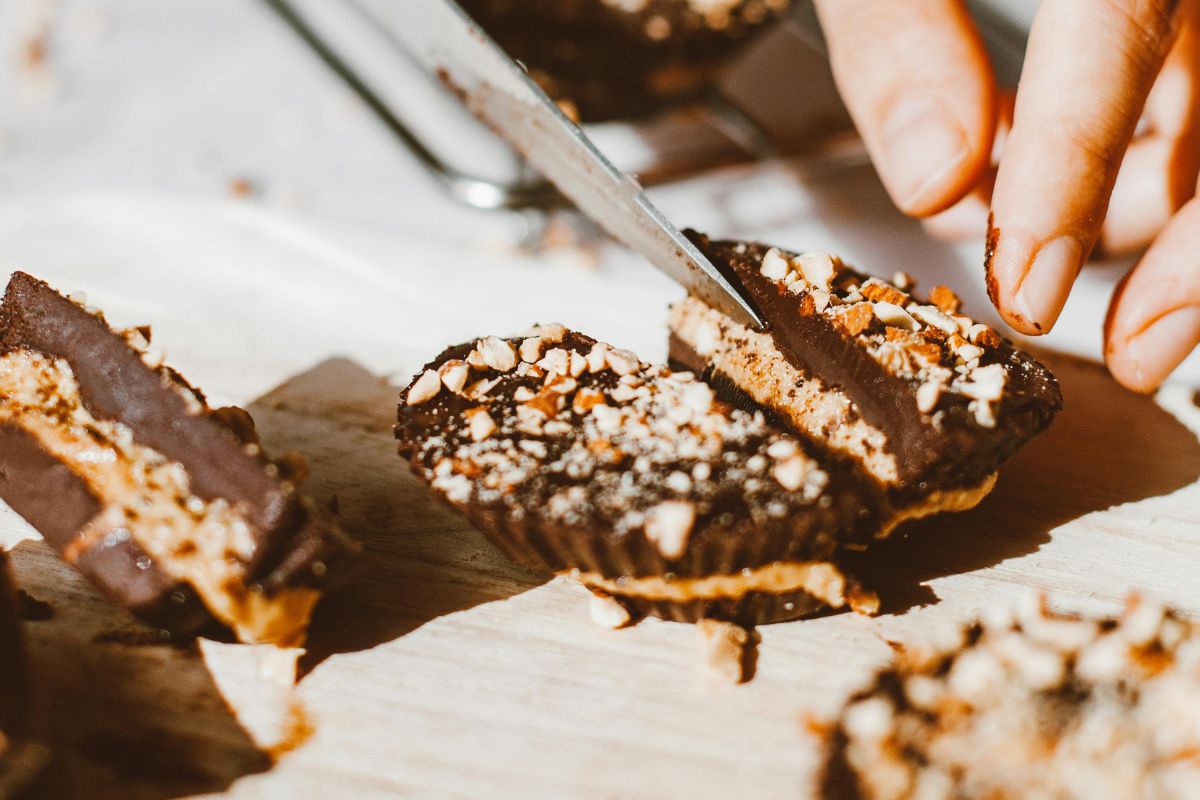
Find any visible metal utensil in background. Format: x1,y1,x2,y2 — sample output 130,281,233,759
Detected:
264,0,764,328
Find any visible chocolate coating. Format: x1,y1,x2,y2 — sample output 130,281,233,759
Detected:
684,232,1062,493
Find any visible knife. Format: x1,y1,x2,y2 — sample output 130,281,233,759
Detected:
262,0,765,329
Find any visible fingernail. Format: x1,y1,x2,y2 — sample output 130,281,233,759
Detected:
1125,306,1200,391
1012,235,1083,332
881,97,969,212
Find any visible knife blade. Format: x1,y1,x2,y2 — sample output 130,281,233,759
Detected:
265,0,765,329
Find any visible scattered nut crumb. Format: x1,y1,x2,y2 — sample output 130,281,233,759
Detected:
406,369,441,405
589,592,632,629
697,619,759,684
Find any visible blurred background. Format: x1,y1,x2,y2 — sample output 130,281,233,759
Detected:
1,0,1190,381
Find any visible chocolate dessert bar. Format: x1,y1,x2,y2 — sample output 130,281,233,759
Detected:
459,0,792,121
819,596,1200,799
669,232,1061,506
0,272,353,646
0,551,48,798
397,325,895,625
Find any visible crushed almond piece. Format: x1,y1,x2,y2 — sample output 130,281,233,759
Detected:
916,380,942,413
519,337,543,364
860,279,908,307
796,252,837,292
585,342,609,373
697,619,756,684
909,304,958,335
760,248,789,281
929,284,962,313
606,348,640,376
872,302,919,331
479,336,517,372
797,293,817,317
572,387,605,414
589,592,632,629
406,370,441,405
847,585,881,616
568,350,587,378
892,271,914,291
538,348,570,376
466,348,487,370
833,303,875,336
772,455,810,491
644,500,695,560
975,327,1002,348
466,408,497,441
438,360,470,394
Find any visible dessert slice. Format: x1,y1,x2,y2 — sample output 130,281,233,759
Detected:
818,596,1200,799
0,551,48,798
0,272,354,646
669,232,1061,507
396,325,890,625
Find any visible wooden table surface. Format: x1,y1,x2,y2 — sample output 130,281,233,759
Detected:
3,198,1200,799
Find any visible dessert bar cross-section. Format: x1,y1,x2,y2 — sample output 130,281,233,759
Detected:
0,272,355,646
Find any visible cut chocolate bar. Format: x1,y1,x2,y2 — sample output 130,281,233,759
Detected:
669,232,1061,505
397,325,898,625
0,551,48,798
0,272,354,646
819,596,1200,799
459,0,792,121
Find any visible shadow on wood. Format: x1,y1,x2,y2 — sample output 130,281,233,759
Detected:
9,540,270,800
246,357,546,680
842,353,1200,614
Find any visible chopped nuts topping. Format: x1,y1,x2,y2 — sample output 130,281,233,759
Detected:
519,337,543,364
479,336,517,372
916,380,942,414
871,302,919,331
606,348,640,376
438,359,470,395
644,500,695,560
403,329,848,576
796,252,837,292
833,303,876,336
929,284,962,313
406,369,441,405
585,342,609,373
747,245,1016,423
827,595,1200,800
466,408,497,441
772,455,810,491
760,247,789,281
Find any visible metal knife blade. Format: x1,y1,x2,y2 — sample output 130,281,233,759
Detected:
271,0,764,329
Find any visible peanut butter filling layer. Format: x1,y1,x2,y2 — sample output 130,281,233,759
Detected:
0,350,316,645
670,296,901,484
571,560,851,608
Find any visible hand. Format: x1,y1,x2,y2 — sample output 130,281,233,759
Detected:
812,0,1200,392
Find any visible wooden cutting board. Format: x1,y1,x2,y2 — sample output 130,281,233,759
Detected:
3,196,1200,799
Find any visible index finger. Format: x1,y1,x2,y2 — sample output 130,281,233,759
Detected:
985,0,1189,335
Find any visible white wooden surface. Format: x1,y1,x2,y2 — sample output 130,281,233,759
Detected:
2,197,1200,799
